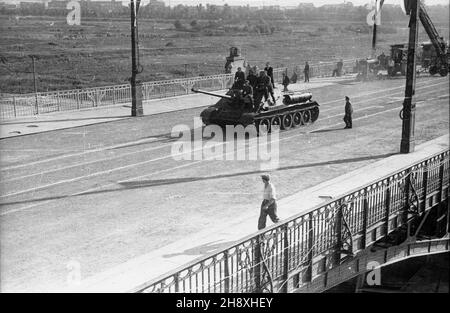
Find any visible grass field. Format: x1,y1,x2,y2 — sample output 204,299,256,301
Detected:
0,14,448,94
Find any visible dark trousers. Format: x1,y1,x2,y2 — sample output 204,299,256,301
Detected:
344,114,352,128
258,200,279,230
332,69,342,77
304,72,309,82
258,88,275,103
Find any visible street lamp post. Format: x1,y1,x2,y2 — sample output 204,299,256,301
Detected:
30,55,39,114
400,0,419,154
130,0,143,117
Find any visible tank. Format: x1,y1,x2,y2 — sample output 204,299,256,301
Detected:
193,88,320,132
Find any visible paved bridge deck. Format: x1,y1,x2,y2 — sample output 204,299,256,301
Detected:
74,135,449,292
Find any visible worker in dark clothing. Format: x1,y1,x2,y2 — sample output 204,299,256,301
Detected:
290,71,298,84
242,80,254,111
264,62,275,89
337,59,344,76
344,96,353,129
304,61,310,82
333,59,344,77
378,52,387,69
282,72,290,92
247,70,258,89
234,67,245,89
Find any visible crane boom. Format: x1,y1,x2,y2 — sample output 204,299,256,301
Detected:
418,1,448,67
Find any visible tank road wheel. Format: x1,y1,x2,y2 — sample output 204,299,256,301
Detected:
281,114,293,130
429,66,438,76
293,112,303,127
310,107,319,123
271,116,282,132
259,118,271,134
302,110,311,124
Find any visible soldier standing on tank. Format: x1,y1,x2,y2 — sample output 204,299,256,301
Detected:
247,69,258,89
344,96,353,129
258,174,280,230
234,67,245,89
242,80,254,111
256,71,275,109
264,62,275,88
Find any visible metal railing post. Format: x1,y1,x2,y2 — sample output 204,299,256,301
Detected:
304,213,314,283
56,92,61,111
333,204,343,266
174,273,180,293
422,162,429,212
13,96,17,118
402,169,412,228
384,184,391,236
76,91,80,110
281,224,289,293
438,156,445,203
436,156,447,236
362,196,369,249
224,250,230,293
112,87,116,105
94,89,99,107
35,92,39,115
254,236,262,292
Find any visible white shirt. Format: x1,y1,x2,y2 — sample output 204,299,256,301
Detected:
263,183,277,200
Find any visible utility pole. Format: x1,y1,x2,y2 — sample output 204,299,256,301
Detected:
30,55,39,114
130,0,143,117
371,0,385,58
400,0,419,153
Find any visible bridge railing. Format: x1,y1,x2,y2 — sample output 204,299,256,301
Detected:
132,149,449,293
0,60,356,120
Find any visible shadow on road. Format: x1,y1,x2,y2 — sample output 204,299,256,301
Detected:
0,152,397,208
163,240,237,258
310,127,346,134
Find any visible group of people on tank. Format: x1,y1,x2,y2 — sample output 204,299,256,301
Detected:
231,62,277,112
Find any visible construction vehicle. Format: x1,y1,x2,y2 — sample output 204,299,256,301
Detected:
193,88,320,133
371,0,448,77
356,58,386,81
388,43,408,76
417,2,449,76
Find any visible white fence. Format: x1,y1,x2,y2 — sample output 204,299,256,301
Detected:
0,60,355,120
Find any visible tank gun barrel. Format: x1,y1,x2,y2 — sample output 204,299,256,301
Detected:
191,88,233,100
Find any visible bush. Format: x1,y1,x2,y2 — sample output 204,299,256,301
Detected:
174,20,184,30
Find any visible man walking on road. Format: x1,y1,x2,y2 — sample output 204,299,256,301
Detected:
258,174,280,230
304,61,310,83
344,96,353,129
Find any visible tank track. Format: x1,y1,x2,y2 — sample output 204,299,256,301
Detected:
254,102,320,132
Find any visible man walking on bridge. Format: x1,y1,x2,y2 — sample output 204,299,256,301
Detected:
258,174,280,230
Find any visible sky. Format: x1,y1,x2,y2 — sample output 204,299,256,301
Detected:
5,0,450,7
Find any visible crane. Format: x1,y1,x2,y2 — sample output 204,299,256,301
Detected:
417,1,449,76
372,0,449,77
